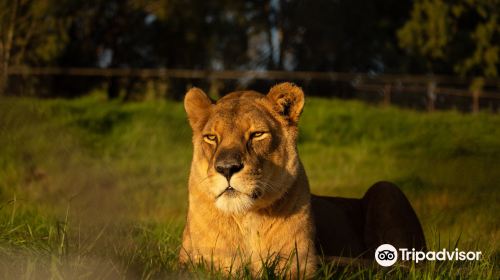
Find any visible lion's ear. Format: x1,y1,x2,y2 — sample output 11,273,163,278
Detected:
184,87,213,130
266,82,305,125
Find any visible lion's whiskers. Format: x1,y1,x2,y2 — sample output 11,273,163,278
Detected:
257,180,278,193
192,174,213,189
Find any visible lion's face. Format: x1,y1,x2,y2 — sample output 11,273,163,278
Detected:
184,83,305,214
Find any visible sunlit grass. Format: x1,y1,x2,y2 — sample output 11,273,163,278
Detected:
0,95,498,278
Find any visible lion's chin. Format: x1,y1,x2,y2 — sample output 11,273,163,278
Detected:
215,193,254,214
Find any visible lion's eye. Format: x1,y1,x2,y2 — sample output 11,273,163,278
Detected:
250,131,267,140
203,134,217,144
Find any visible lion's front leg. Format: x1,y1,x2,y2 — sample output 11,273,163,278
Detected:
179,210,249,273
247,211,318,278
255,230,317,278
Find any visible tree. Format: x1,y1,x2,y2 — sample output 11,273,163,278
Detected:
0,0,18,93
398,0,500,77
0,0,72,94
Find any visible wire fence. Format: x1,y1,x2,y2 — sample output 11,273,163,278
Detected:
7,66,500,112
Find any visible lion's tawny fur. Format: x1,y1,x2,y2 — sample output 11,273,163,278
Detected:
180,83,317,277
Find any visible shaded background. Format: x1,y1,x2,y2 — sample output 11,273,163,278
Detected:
0,0,499,278
1,0,499,109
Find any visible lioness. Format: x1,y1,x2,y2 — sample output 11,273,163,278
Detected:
179,83,425,277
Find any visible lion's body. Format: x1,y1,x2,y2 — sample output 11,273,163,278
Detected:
180,83,425,278
312,182,426,258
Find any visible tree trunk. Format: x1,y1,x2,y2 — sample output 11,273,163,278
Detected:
265,0,276,70
0,55,6,95
0,0,19,94
0,35,7,94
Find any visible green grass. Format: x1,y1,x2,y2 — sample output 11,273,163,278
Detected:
0,94,498,279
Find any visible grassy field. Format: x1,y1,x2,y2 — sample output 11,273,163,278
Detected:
0,94,499,279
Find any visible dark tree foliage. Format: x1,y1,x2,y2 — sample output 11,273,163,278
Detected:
398,0,500,78
2,0,497,98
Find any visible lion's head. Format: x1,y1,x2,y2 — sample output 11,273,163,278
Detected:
184,83,305,214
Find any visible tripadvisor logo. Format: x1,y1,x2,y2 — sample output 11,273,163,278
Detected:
374,244,482,267
375,244,398,267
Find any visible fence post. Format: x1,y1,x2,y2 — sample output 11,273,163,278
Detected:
472,89,481,113
427,81,436,112
383,84,391,107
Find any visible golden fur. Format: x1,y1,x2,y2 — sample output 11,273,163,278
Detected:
179,83,317,277
179,82,426,277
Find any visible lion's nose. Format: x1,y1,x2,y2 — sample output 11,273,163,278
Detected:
215,160,244,180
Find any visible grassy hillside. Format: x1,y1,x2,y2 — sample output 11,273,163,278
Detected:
0,95,498,278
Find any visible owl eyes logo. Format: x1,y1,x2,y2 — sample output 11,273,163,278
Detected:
377,250,396,260
375,244,398,266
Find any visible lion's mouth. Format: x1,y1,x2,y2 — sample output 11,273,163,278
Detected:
222,186,239,197
216,185,262,200
216,186,239,199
